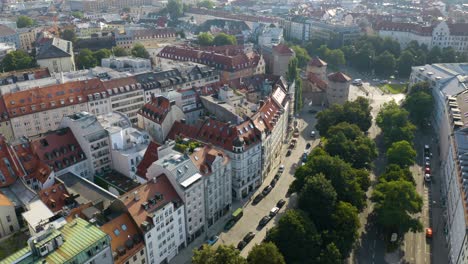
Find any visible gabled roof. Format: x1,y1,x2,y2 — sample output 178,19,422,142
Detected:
0,191,14,206
308,57,327,67
136,141,161,178
120,174,181,229
12,139,52,185
38,182,75,213
0,24,16,37
328,72,351,83
272,44,294,55
253,96,282,133
0,135,23,187
190,145,228,176
36,37,73,60
307,72,328,90
138,95,172,125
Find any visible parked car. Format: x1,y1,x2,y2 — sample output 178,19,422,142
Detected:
224,219,236,230
206,235,219,246
306,142,311,149
274,173,281,181
243,232,256,243
302,153,308,162
237,240,247,250
424,174,431,182
277,199,286,208
278,164,285,173
262,185,273,196
258,216,271,227
252,193,264,205
309,109,317,114
286,149,292,156
425,166,431,174
426,228,433,238
270,207,280,216
310,130,316,138
352,79,363,86
270,178,277,187
380,80,389,84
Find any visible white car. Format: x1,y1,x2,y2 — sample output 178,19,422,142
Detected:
311,130,316,138
424,174,431,182
352,79,363,86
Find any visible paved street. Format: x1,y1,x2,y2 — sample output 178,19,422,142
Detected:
170,108,319,263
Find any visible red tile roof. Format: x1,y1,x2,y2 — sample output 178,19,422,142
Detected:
0,135,23,187
166,121,201,141
12,140,52,184
187,8,278,23
328,72,351,83
120,174,182,228
0,96,10,122
252,97,282,133
101,213,144,264
190,145,229,176
448,23,468,36
38,182,74,213
308,57,327,67
135,141,161,178
272,44,294,55
307,72,328,90
374,21,433,36
30,128,86,173
138,96,171,125
132,28,176,39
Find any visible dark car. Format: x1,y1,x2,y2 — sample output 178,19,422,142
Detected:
270,178,277,187
277,199,286,208
309,109,317,114
274,173,281,181
262,185,273,196
237,240,247,250
302,153,308,162
258,216,272,227
252,193,264,205
243,232,256,243
224,219,236,231
286,149,292,156
306,142,311,149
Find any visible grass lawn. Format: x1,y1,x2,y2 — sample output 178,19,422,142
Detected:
380,83,407,94
0,231,28,259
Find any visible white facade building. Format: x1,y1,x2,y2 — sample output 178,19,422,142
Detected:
102,56,152,73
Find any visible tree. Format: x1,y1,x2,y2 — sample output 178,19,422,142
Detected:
193,245,247,264
267,210,322,264
325,49,345,69
286,57,298,82
298,174,337,229
404,90,433,127
93,49,112,66
61,29,77,43
441,47,456,63
247,242,285,264
16,15,34,28
328,201,360,256
380,164,415,184
113,47,128,57
374,51,396,76
198,32,214,46
71,11,84,19
381,37,401,57
427,46,442,64
167,0,183,19
213,33,237,46
372,180,423,234
353,44,374,72
76,49,97,69
291,45,311,68
122,7,131,13
0,50,36,72
397,50,415,77
197,0,215,9
386,140,416,168
295,77,303,112
131,43,150,59
376,101,416,146
316,243,342,264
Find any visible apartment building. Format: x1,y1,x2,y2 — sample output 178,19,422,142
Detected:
17,27,40,52
69,0,152,12
102,56,152,73
327,72,352,106
262,44,295,77
36,38,76,73
0,98,13,141
376,21,468,52
137,95,185,143
0,135,22,188
190,145,232,227
103,77,145,124
146,142,206,243
0,24,19,48
60,112,112,177
98,112,150,180
409,63,468,264
115,28,177,50
115,174,186,264
0,191,20,238
3,218,113,264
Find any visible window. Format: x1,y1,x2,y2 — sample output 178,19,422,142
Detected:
140,250,144,256
114,228,120,236
121,224,127,231
133,255,137,261
6,215,11,222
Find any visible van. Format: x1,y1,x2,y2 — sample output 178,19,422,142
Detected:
232,208,243,221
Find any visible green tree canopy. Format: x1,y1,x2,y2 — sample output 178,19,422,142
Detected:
113,46,128,56
396,50,415,77
213,33,237,46
93,49,112,66
379,164,415,184
16,15,34,28
404,88,434,127
247,242,285,264
60,29,77,43
316,243,342,264
374,51,396,77
325,49,345,69
71,11,84,19
167,0,183,19
291,45,311,68
376,101,416,146
298,174,337,229
316,97,372,136
0,50,36,72
198,32,214,46
193,245,246,264
76,49,97,69
131,43,150,59
286,57,298,82
372,180,423,234
328,201,360,256
428,46,442,64
197,0,215,9
386,140,416,168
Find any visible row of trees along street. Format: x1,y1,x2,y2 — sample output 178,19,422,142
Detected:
264,97,376,263
372,82,434,247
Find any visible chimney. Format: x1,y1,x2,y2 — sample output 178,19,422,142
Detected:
133,191,140,201
180,119,186,124
152,177,157,183
259,100,265,107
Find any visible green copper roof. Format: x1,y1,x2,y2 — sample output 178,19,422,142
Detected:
1,218,110,264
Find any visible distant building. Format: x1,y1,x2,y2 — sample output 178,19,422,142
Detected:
327,72,351,105
3,217,113,264
0,42,15,61
69,0,152,12
257,26,284,47
102,56,152,73
22,200,57,235
17,27,40,52
36,37,76,73
0,191,20,238
38,182,79,214
115,27,177,50
0,24,19,48
137,95,185,143
262,44,295,77
303,57,328,106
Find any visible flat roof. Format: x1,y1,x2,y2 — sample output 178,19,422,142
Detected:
22,200,54,228
180,173,202,188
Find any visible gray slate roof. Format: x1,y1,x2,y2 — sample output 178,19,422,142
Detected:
36,37,73,60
